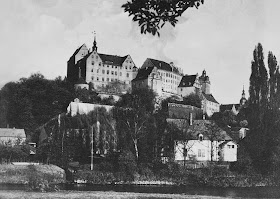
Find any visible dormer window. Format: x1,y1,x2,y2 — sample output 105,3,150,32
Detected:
198,134,203,141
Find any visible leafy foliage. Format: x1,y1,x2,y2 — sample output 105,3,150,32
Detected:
122,0,204,36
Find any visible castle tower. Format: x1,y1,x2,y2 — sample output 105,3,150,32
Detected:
240,86,247,105
92,31,98,52
199,69,211,94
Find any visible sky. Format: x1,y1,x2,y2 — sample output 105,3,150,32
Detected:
0,0,279,104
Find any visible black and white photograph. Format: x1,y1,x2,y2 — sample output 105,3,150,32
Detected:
0,0,279,198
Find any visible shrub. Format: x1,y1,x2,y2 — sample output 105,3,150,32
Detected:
118,150,138,181
26,165,60,192
74,170,115,184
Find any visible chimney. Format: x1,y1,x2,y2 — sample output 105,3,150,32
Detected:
190,112,193,125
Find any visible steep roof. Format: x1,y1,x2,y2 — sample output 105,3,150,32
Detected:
187,120,232,140
220,104,240,112
0,128,26,138
99,54,128,66
202,93,219,104
132,66,153,81
148,58,180,74
70,44,86,59
178,75,197,87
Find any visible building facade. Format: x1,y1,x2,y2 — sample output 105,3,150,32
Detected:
67,35,138,92
132,58,183,96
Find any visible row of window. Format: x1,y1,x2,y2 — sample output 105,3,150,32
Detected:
159,72,181,80
91,61,133,70
91,76,131,84
91,69,130,77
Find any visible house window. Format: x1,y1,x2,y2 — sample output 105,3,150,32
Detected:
125,66,127,69
198,149,205,157
232,145,235,148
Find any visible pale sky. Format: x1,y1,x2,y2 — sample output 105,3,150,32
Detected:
0,0,279,104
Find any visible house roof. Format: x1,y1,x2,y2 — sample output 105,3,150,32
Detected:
220,104,240,112
132,66,154,81
99,54,128,66
148,58,180,74
178,75,197,87
187,120,232,141
70,44,86,59
0,128,26,138
166,118,190,130
202,93,219,104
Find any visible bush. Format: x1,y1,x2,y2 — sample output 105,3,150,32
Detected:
118,150,138,181
26,165,60,192
74,170,115,184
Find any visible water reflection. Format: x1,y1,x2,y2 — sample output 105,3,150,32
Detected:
0,183,280,198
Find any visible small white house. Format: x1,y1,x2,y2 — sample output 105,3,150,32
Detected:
0,128,26,145
174,120,237,164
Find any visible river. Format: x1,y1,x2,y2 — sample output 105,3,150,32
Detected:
1,184,280,198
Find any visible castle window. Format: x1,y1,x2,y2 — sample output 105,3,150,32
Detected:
127,73,129,77
99,62,101,66
120,72,122,76
115,66,117,69
112,65,114,68
107,70,109,74
102,78,104,82
125,66,127,70
111,78,114,81
91,76,94,80
97,77,99,81
107,78,109,82
107,65,109,68
92,61,94,65
111,71,114,75
115,71,117,75
91,69,93,72
130,66,132,70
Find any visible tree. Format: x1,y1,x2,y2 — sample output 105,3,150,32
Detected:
114,88,156,161
122,0,204,36
183,93,202,108
203,122,225,162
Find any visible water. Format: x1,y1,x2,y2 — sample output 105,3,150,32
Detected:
1,183,280,198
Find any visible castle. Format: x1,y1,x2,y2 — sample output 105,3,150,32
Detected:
67,33,138,92
67,35,246,117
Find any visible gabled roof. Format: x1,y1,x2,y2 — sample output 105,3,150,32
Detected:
178,75,197,87
70,44,87,59
0,128,26,138
187,120,232,140
220,104,240,112
202,93,219,104
148,58,180,74
132,66,154,81
99,54,128,66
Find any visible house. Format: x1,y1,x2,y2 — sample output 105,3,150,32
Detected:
173,120,237,165
177,74,201,97
0,128,26,145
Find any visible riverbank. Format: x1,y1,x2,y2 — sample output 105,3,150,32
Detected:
0,164,65,184
0,190,235,199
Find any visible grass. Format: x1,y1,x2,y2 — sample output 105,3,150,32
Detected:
0,164,65,184
0,190,231,199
